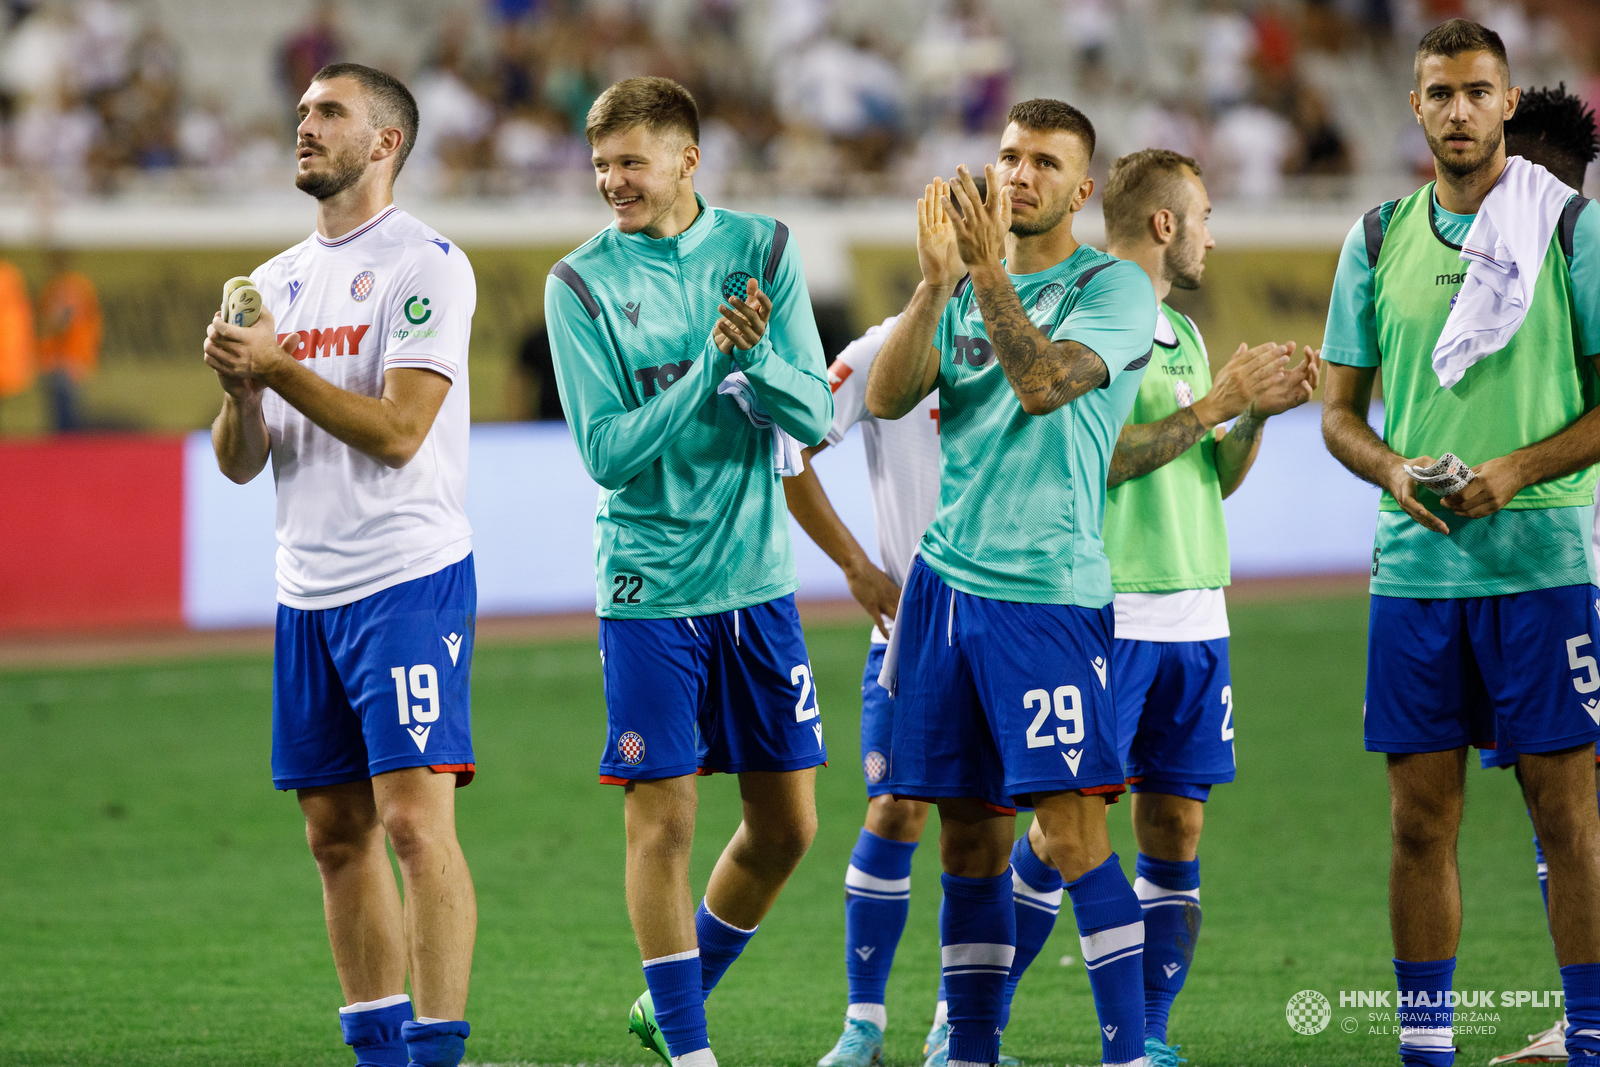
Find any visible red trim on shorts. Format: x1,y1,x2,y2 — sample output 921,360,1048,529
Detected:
599,774,631,786
1080,782,1126,803
431,763,474,786
1474,741,1495,750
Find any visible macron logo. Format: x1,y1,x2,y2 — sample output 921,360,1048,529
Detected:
855,946,875,961
1063,749,1083,775
288,280,303,304
442,632,463,666
408,724,431,753
1585,698,1600,725
1163,963,1181,978
1091,656,1107,688
1102,1025,1117,1041
281,324,370,360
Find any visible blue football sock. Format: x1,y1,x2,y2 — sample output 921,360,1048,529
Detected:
644,950,710,1057
400,1019,470,1067
1563,962,1600,1066
338,995,412,1067
696,900,756,1000
1135,853,1202,1044
1535,834,1550,915
1002,835,1064,1031
1395,957,1456,1066
940,870,1014,1065
1068,853,1145,1066
844,829,917,1010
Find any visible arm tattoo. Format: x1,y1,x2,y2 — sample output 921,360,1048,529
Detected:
1228,410,1265,448
1108,408,1207,488
971,269,1107,411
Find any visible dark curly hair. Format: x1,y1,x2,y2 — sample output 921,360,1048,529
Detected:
1506,82,1598,189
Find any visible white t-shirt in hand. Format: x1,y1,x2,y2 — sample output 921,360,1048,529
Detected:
823,314,942,643
250,206,476,609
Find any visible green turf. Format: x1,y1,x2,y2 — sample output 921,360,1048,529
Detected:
0,597,1565,1066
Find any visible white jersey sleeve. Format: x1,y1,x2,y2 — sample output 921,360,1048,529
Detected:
824,315,899,446
380,240,476,382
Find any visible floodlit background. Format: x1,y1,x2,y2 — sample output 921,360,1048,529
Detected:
0,0,1595,628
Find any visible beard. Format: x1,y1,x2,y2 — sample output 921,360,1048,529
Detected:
295,144,367,200
1164,221,1206,291
1426,123,1503,180
1009,195,1072,237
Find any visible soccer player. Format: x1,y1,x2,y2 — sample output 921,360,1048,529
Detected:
784,315,938,1067
867,99,1158,1067
1479,81,1600,1067
543,77,833,1067
1321,21,1600,1067
987,148,1319,1067
791,179,988,1067
203,64,478,1067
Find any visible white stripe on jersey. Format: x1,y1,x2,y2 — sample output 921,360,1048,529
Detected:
253,207,476,609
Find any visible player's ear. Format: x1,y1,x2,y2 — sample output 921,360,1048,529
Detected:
1072,175,1094,212
682,141,700,180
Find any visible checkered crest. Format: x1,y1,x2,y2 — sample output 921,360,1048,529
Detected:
618,731,645,765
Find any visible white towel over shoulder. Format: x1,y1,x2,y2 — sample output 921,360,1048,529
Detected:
1431,156,1576,389
717,370,806,476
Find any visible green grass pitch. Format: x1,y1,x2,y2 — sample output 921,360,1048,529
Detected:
0,594,1567,1066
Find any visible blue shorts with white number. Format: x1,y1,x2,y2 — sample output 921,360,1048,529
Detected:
860,642,894,796
1367,584,1600,756
1114,637,1234,802
597,593,827,783
887,556,1125,810
272,554,477,791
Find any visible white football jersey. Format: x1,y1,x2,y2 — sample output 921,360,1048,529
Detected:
824,314,941,643
251,206,475,609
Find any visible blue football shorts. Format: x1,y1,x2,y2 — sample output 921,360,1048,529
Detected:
1114,637,1235,802
596,593,827,783
272,554,477,790
887,556,1125,811
1367,584,1600,756
860,642,893,797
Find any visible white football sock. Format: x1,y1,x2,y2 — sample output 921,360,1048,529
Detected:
933,999,949,1028
847,1003,887,1030
672,1048,717,1067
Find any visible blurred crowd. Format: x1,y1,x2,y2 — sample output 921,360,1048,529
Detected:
0,0,1597,203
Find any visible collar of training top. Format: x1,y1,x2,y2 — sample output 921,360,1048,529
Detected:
612,192,717,258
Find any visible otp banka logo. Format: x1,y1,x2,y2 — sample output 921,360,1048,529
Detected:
391,663,442,753
404,295,432,324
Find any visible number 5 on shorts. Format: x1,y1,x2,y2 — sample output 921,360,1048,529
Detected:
1568,635,1600,694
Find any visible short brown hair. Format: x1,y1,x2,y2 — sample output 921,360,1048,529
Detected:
1102,149,1203,245
312,62,420,176
585,76,700,147
1415,19,1510,90
1006,98,1097,159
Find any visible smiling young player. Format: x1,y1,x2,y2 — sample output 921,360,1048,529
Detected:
1321,21,1600,1067
867,99,1157,1067
543,77,833,1067
204,63,478,1067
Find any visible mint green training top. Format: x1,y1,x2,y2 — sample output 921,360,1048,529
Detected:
1322,185,1600,598
921,245,1157,608
545,195,832,618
